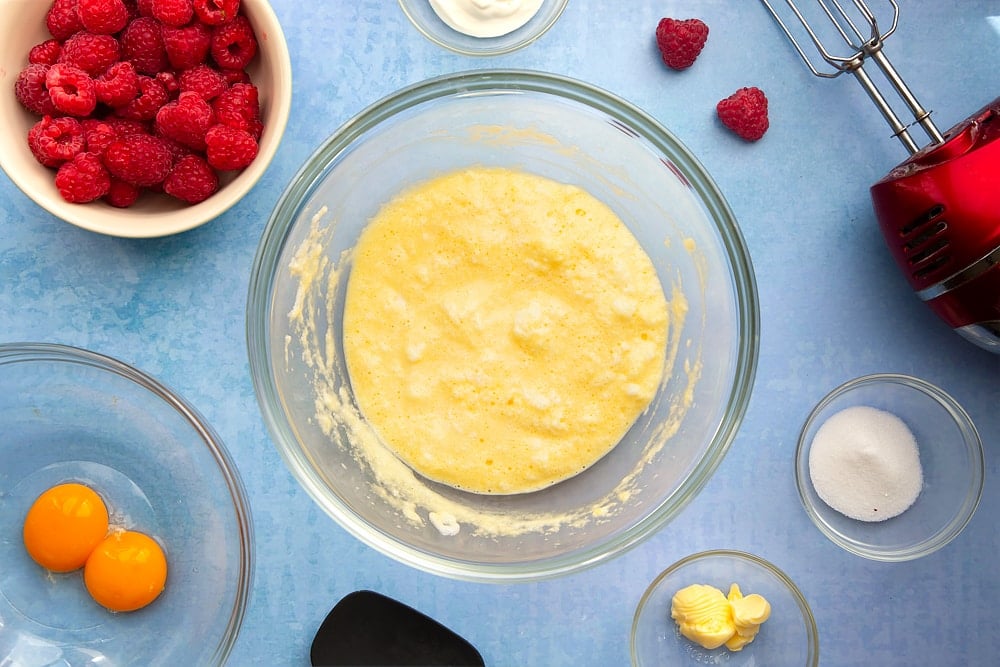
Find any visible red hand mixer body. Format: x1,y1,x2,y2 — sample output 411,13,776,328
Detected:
871,98,1000,352
762,0,1000,352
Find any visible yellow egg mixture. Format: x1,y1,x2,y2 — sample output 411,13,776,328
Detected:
342,167,669,494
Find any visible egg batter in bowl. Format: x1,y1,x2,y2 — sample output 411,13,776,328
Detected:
342,167,669,495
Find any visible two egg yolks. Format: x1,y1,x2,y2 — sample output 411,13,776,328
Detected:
22,482,167,612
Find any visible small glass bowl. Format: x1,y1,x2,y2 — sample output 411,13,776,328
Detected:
631,550,819,666
796,373,984,561
398,0,568,56
0,343,253,665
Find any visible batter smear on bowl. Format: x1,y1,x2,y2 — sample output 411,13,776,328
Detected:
342,167,669,494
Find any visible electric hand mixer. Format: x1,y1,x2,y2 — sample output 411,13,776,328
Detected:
761,0,1000,352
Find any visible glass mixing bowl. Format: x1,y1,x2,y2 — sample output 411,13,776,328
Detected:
0,343,253,665
247,70,759,582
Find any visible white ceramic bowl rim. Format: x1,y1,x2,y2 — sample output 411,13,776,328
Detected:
795,372,985,562
247,69,760,582
0,341,255,662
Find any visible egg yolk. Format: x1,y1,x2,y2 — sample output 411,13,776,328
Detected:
84,530,168,612
23,482,110,572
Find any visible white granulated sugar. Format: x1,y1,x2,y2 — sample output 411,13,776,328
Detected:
808,405,923,522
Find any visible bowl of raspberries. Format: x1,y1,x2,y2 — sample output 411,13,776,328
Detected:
0,0,292,238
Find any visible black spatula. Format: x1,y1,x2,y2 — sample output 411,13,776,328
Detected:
310,590,486,666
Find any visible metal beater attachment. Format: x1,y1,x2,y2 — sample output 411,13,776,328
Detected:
760,0,943,154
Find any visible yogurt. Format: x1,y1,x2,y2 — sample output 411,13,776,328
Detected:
429,0,545,38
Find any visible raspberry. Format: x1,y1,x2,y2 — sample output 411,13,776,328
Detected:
103,132,174,186
162,22,212,70
716,87,770,142
28,116,86,167
151,0,193,27
105,177,142,207
95,61,140,107
59,32,121,76
47,0,85,41
103,116,151,136
210,15,257,70
46,63,98,117
78,0,129,35
194,0,240,26
156,69,180,94
55,152,112,202
220,67,249,85
15,64,59,116
204,123,256,170
164,154,218,202
116,75,169,120
121,16,167,74
137,0,154,17
29,40,63,66
212,82,261,138
178,63,227,100
155,91,215,150
655,18,709,71
81,119,118,154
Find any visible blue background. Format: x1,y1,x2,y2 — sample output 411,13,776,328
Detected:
2,2,998,665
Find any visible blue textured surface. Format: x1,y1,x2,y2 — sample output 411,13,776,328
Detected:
2,2,999,665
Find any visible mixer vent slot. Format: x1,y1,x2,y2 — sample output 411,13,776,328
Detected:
901,205,951,279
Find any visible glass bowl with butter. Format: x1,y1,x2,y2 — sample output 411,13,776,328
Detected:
631,550,819,666
398,0,568,56
247,69,759,582
796,374,985,562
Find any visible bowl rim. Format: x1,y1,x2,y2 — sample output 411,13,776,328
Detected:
629,549,820,666
0,0,293,239
0,341,255,664
396,0,569,56
794,372,985,562
246,69,760,582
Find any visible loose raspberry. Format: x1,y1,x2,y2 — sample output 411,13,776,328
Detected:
136,0,155,17
46,63,98,117
655,18,709,71
78,0,129,35
204,123,256,170
28,116,86,167
164,154,218,203
29,40,63,66
156,69,180,94
55,152,111,202
151,0,194,27
81,118,118,154
105,177,142,207
121,16,167,74
103,132,174,186
59,32,121,76
212,82,261,138
155,91,215,150
162,22,212,70
102,116,151,136
178,63,227,100
716,87,770,142
15,64,58,116
46,0,85,41
116,75,169,120
95,61,140,108
194,0,240,26
210,15,257,70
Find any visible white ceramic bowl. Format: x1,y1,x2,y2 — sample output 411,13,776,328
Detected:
796,373,984,561
631,550,819,666
398,0,568,56
0,343,253,665
0,0,292,238
248,70,759,582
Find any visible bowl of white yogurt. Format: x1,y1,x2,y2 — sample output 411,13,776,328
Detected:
247,70,759,582
398,0,568,56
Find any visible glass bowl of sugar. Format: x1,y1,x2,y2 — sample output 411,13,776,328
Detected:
795,374,984,561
